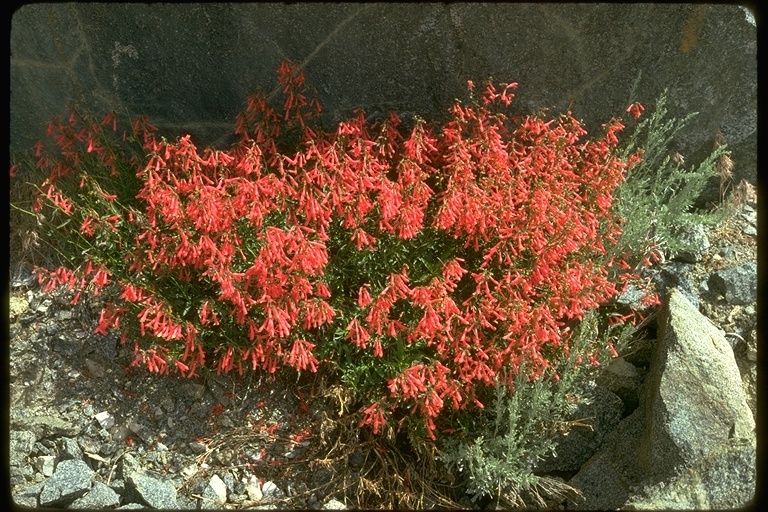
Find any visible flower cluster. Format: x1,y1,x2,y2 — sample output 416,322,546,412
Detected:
19,61,648,441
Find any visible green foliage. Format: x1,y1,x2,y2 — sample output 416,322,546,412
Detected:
13,62,685,508
439,308,631,507
437,88,729,509
612,91,730,265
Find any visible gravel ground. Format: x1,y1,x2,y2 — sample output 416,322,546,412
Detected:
8,200,757,509
8,281,375,509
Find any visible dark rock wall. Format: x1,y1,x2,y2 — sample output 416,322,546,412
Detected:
10,4,756,184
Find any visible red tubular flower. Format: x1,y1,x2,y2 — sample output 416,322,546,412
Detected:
359,402,387,434
626,102,645,119
288,339,318,372
357,285,373,308
346,317,370,349
18,61,649,441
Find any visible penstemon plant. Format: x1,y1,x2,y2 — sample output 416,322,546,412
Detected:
11,60,652,442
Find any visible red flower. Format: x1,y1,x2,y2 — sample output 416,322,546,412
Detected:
288,339,318,372
359,402,387,434
626,102,645,119
357,285,372,308
346,317,370,349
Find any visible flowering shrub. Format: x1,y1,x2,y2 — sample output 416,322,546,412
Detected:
13,61,648,441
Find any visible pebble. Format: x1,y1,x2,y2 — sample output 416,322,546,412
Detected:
94,412,115,429
261,480,282,498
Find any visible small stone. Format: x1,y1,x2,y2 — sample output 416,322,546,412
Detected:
39,459,94,507
217,414,234,428
670,223,709,263
35,455,56,477
58,437,83,460
14,481,45,507
57,310,74,321
230,493,247,504
9,296,29,321
189,441,208,454
94,411,115,429
246,476,263,501
718,246,735,259
70,481,121,509
180,464,199,479
205,474,228,505
261,481,282,498
323,498,347,509
127,471,179,509
85,359,106,378
9,430,36,467
708,263,757,305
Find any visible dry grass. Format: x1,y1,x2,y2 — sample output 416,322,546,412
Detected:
172,370,466,509
9,167,53,281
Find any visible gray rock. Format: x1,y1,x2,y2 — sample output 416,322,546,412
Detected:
95,411,115,429
567,406,646,509
246,476,263,501
57,309,74,321
625,437,756,510
261,480,283,499
568,289,756,509
126,417,154,444
127,471,179,509
323,498,348,510
653,262,699,309
9,430,36,467
718,245,735,259
35,455,56,477
78,436,102,456
59,437,84,460
120,452,142,480
189,441,208,454
9,296,29,322
200,474,228,508
14,415,81,439
708,263,757,305
230,493,248,504
110,478,128,496
70,480,122,509
10,465,33,487
616,284,652,311
12,482,45,508
596,357,645,414
670,223,710,263
639,289,755,480
536,386,624,473
739,207,757,228
39,459,95,507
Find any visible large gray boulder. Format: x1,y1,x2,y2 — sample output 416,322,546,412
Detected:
568,288,755,509
10,5,756,188
624,437,756,510
638,289,755,479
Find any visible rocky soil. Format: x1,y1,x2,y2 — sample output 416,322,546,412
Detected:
8,202,758,509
